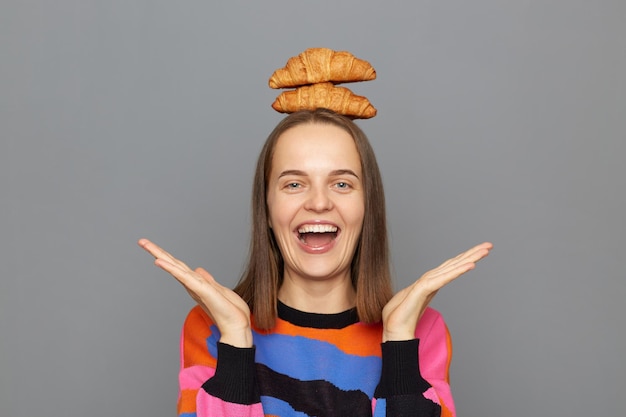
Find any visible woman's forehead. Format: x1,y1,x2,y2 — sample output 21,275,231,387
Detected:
271,124,362,174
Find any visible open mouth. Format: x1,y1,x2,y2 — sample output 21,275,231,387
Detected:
297,224,339,248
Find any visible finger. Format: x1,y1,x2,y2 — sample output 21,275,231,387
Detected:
464,242,493,262
154,258,203,291
418,262,475,293
447,248,489,271
448,242,491,264
194,267,245,308
440,242,493,269
163,263,223,314
139,239,192,270
138,238,174,260
195,267,216,283
193,267,226,295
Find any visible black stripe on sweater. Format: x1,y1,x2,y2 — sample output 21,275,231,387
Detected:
256,363,372,417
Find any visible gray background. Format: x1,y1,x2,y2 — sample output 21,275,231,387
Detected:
2,1,624,416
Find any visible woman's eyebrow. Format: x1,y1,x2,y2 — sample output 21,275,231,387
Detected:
330,169,360,179
278,169,307,178
278,169,360,179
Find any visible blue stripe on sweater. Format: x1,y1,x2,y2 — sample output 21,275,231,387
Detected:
207,325,381,396
260,396,310,417
254,332,381,396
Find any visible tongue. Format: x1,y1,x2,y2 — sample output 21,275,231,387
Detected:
302,232,335,248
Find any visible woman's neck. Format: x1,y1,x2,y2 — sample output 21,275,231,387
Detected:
278,272,356,314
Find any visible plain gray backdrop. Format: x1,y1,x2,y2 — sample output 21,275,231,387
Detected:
2,1,624,416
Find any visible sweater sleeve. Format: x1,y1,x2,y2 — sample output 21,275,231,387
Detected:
372,308,455,417
416,308,456,417
177,306,263,417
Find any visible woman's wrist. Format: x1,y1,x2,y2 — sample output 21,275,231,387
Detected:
220,328,254,348
382,329,415,343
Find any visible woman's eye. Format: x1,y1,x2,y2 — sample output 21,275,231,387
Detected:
286,182,300,189
335,182,350,189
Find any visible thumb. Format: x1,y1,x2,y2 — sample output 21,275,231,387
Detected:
194,267,214,282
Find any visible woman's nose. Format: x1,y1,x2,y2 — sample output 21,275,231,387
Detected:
304,186,333,212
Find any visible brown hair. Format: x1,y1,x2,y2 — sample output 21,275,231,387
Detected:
234,108,393,330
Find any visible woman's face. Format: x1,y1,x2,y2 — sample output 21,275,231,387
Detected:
266,123,365,285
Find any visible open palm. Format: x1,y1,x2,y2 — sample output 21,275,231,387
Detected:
138,238,252,347
382,242,493,342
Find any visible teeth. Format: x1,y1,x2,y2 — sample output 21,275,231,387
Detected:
298,224,338,234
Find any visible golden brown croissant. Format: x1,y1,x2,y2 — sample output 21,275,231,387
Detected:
269,48,376,89
271,82,377,119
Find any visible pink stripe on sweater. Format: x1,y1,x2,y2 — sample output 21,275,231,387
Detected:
415,308,456,415
179,365,216,390
423,387,440,404
196,390,264,417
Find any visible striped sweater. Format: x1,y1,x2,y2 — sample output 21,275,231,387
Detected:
177,302,456,417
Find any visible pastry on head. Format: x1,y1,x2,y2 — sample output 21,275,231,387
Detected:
269,47,376,89
271,82,377,119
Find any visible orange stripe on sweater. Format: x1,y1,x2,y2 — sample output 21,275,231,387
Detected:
183,305,384,361
444,322,453,383
177,388,199,414
266,319,383,357
440,401,454,417
181,306,217,368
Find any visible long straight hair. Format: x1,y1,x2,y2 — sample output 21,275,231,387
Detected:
234,109,393,330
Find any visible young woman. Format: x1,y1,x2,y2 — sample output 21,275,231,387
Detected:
139,109,492,417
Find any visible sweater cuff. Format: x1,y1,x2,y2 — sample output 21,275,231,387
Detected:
201,342,260,405
375,339,432,397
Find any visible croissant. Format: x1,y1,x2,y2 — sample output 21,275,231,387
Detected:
269,48,376,89
271,82,377,119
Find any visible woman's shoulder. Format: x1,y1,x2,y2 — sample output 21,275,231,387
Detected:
182,305,217,339
184,304,213,324
180,305,220,368
414,307,449,339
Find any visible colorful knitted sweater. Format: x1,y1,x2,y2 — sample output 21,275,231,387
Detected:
177,302,456,417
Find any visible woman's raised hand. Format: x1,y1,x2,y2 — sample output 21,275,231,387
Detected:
138,238,253,348
382,242,493,342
